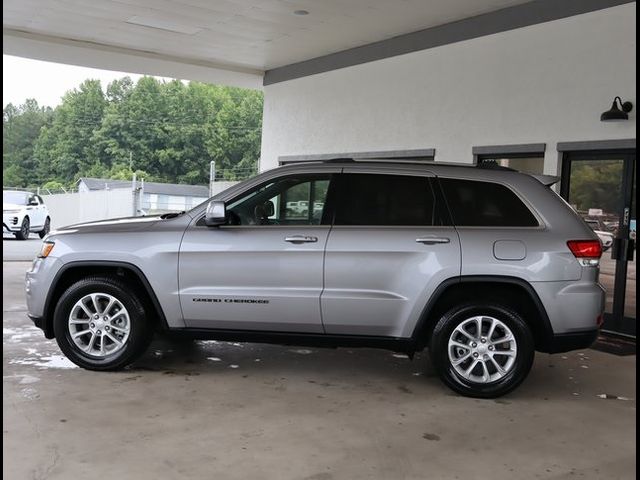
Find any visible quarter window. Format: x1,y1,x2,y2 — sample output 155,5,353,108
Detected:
335,174,437,226
439,178,539,227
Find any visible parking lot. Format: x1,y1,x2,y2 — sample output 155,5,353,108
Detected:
3,246,636,479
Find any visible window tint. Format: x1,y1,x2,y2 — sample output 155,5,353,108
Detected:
335,174,436,226
439,178,538,227
227,175,331,226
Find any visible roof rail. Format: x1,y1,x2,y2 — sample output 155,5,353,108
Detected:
320,157,434,165
321,157,356,163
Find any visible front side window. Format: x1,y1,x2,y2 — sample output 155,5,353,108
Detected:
439,178,539,227
227,175,332,226
334,174,437,226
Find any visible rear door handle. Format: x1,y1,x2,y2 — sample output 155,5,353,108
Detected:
416,237,450,245
285,235,318,244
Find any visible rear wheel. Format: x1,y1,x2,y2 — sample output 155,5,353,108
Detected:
14,217,30,240
429,303,534,398
53,277,154,370
38,217,51,239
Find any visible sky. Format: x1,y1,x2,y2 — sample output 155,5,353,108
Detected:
2,55,171,109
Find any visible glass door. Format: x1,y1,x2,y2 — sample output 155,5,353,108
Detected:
561,151,636,338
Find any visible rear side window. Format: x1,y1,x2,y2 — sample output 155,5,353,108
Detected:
439,178,538,227
335,173,437,226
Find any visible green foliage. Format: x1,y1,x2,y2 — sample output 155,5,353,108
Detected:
3,99,54,187
41,180,65,191
3,77,263,188
569,161,623,215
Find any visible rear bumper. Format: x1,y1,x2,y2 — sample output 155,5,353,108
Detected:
543,329,599,353
531,279,605,333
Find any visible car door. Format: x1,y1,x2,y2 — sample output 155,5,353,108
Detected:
321,169,461,338
35,195,48,228
27,194,45,228
179,171,337,333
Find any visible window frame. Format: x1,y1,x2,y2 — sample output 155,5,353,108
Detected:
197,173,338,228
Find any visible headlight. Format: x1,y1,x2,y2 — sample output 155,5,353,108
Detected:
38,241,55,258
3,209,20,214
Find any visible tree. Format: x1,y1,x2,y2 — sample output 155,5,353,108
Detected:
4,76,264,188
205,87,263,180
569,161,623,215
3,99,53,187
33,79,107,182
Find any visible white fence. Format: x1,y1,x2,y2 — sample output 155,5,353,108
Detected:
42,189,133,229
36,180,241,229
210,181,239,196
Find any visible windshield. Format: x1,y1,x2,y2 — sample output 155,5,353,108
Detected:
3,191,29,205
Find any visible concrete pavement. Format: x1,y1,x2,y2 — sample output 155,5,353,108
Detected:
2,261,636,480
2,234,43,261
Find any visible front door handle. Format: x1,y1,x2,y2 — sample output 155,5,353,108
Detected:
285,235,318,244
416,237,450,245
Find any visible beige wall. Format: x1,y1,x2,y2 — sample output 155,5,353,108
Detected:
261,4,636,175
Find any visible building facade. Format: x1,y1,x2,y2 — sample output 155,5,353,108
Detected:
259,3,636,337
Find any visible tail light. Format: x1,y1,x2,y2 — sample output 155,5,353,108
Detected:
567,240,602,267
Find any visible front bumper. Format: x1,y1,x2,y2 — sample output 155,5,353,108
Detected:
25,256,64,338
3,214,22,232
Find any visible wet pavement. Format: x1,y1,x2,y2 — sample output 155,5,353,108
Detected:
3,262,637,480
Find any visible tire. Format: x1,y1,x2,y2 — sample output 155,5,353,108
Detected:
14,216,30,240
53,276,154,370
429,303,535,398
38,217,51,239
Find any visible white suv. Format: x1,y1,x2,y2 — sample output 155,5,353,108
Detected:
3,190,51,240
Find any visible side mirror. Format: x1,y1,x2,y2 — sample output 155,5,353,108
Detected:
204,200,227,227
28,199,38,206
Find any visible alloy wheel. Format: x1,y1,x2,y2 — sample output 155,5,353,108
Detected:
447,315,518,384
68,292,131,357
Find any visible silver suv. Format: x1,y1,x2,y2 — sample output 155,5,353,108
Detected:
25,160,605,397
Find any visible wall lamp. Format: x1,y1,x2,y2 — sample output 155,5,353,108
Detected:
600,96,633,121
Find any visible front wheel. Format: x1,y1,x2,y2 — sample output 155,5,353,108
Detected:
14,216,30,240
38,217,51,239
429,303,534,398
53,277,154,370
